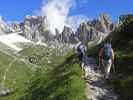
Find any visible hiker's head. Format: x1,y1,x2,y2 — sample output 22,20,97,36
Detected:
105,39,111,44
107,38,112,44
103,39,112,47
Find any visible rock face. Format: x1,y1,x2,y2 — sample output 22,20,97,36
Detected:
22,15,43,41
21,15,54,42
55,26,77,44
77,23,99,44
0,17,10,34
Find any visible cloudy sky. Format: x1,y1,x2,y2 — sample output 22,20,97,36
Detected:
0,0,132,21
0,0,132,33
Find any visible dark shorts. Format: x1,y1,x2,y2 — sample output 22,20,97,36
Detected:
78,53,83,60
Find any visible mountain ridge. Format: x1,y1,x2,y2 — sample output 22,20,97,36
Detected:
0,14,116,46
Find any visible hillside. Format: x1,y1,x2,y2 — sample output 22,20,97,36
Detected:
0,45,86,100
19,46,86,100
109,14,133,100
87,14,133,100
0,51,34,100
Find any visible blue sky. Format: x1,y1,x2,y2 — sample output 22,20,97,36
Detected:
0,0,132,22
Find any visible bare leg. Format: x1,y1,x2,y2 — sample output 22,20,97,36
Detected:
105,60,112,79
101,59,112,79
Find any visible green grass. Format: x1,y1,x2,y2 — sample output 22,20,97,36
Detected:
0,52,34,100
112,51,133,100
20,49,86,100
0,46,86,100
0,52,13,82
110,16,133,100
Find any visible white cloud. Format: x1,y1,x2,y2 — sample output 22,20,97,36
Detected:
40,0,89,35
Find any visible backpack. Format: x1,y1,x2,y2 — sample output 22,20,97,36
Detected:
77,44,86,56
102,44,112,60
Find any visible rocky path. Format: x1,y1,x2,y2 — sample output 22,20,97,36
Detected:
82,57,118,100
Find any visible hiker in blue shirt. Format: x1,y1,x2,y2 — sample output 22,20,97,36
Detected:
99,42,114,79
77,42,86,61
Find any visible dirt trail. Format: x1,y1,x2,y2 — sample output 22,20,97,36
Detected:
0,59,16,96
82,56,118,100
2,59,16,87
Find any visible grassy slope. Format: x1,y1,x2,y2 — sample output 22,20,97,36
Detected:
109,18,133,100
0,52,34,100
19,46,86,100
113,51,133,100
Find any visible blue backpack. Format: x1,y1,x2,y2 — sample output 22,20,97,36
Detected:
103,44,112,60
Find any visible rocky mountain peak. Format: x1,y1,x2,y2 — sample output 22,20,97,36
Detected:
77,14,116,44
21,15,53,42
90,13,115,33
60,26,77,43
0,16,10,34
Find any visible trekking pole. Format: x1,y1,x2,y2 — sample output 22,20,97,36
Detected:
98,57,100,68
112,62,115,74
98,57,101,72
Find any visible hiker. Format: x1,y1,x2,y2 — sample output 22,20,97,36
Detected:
77,42,86,60
98,42,114,79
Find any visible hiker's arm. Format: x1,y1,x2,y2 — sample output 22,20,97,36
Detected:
99,48,103,57
111,49,115,61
